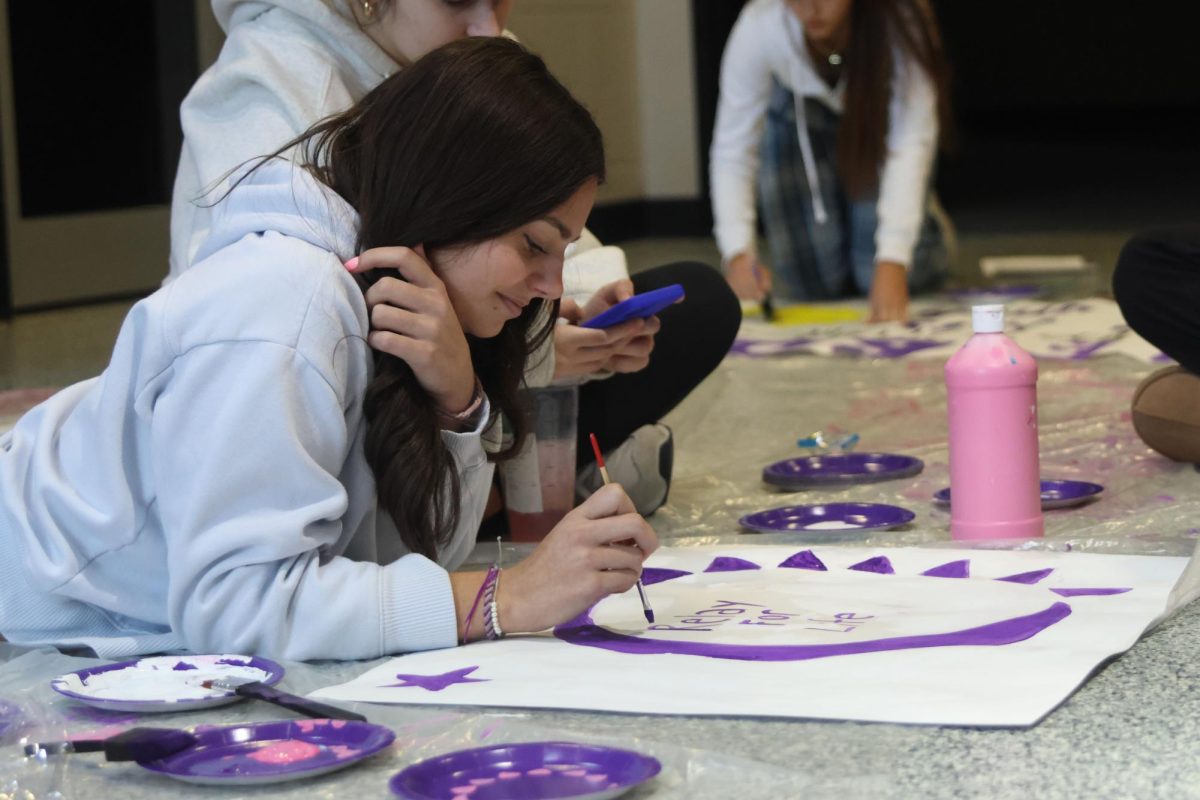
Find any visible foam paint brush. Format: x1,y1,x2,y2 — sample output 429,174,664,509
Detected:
589,432,656,624
24,727,197,762
202,678,366,722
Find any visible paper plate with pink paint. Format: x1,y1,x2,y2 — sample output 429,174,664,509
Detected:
137,719,394,785
389,741,661,800
51,654,284,713
739,502,916,536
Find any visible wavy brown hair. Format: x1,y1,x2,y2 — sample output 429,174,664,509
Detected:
838,0,952,198
295,37,603,558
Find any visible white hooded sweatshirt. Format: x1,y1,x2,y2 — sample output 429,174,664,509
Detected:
0,159,492,660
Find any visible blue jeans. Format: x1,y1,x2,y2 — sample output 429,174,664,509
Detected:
758,80,948,302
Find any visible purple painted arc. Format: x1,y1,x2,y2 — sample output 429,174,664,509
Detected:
553,603,1073,662
996,568,1054,585
1050,587,1132,597
848,556,895,575
778,550,828,571
921,560,970,579
640,567,692,586
703,557,762,573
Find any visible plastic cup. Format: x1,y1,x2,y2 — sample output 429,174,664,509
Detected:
503,386,578,542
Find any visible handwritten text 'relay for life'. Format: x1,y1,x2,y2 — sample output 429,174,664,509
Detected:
647,600,874,634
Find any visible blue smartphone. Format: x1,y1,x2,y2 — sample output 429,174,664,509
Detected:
580,284,685,329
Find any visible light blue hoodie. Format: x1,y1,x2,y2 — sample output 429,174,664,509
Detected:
0,160,494,660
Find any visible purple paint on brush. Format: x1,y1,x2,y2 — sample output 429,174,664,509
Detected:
848,556,895,575
703,557,762,573
1050,587,1132,597
640,568,692,586
921,560,971,579
778,550,828,571
996,568,1054,585
554,604,1072,662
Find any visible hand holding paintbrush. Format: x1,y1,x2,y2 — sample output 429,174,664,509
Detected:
589,433,656,624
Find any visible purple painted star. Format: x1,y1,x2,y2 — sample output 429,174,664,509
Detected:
380,666,489,692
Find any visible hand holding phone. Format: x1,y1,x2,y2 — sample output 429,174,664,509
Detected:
580,284,684,329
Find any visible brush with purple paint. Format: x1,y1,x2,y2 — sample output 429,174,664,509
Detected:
589,432,655,624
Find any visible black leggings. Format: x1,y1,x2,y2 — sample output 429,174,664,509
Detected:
1112,227,1200,375
576,261,742,464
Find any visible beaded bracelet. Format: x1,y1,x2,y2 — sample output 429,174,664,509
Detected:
461,564,498,644
483,571,505,640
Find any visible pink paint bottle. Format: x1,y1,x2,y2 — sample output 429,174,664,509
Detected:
945,304,1043,540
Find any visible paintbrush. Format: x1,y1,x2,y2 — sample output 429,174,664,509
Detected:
202,678,366,722
753,263,776,322
24,727,197,762
589,432,656,624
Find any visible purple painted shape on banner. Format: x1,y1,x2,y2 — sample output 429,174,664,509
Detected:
381,667,489,692
215,658,252,667
921,560,971,579
858,337,951,359
640,567,692,586
996,568,1054,585
172,661,198,671
729,337,815,358
554,603,1072,662
704,557,762,573
778,550,828,571
1050,587,1132,597
848,556,895,575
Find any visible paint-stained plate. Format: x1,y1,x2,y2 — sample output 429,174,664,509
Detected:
763,453,924,489
934,479,1104,510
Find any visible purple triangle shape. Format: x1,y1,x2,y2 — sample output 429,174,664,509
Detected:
778,550,828,571
922,560,970,579
704,557,762,573
997,568,1054,585
848,556,895,575
640,567,692,586
1050,587,1131,597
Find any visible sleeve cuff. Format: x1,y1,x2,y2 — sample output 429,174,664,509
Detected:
379,554,458,654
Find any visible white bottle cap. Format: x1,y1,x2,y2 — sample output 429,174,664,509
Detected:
971,304,1005,333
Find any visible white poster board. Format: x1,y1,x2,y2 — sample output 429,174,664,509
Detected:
316,546,1189,727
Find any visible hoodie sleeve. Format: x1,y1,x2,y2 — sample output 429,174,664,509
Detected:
709,4,775,264
148,339,459,661
873,52,939,269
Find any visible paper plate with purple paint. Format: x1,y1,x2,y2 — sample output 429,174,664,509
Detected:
739,502,916,537
763,452,924,489
137,719,393,786
389,741,661,800
933,480,1104,510
51,654,284,713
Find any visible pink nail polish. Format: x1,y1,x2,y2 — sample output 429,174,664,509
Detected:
343,256,359,272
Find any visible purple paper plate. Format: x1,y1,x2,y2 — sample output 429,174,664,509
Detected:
739,502,916,536
763,453,924,489
51,654,284,713
138,719,395,786
390,741,661,800
933,479,1104,511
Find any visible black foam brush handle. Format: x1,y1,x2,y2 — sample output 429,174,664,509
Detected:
26,727,198,762
235,682,367,722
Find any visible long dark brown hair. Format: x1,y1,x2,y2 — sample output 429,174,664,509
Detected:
291,37,603,558
837,0,952,198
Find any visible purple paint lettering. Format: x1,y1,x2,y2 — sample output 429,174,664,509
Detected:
921,560,970,579
1050,587,1132,597
996,568,1054,585
555,604,1072,661
704,557,762,573
778,550,828,571
848,556,895,575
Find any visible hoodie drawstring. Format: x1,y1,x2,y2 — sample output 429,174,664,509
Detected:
784,4,829,226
